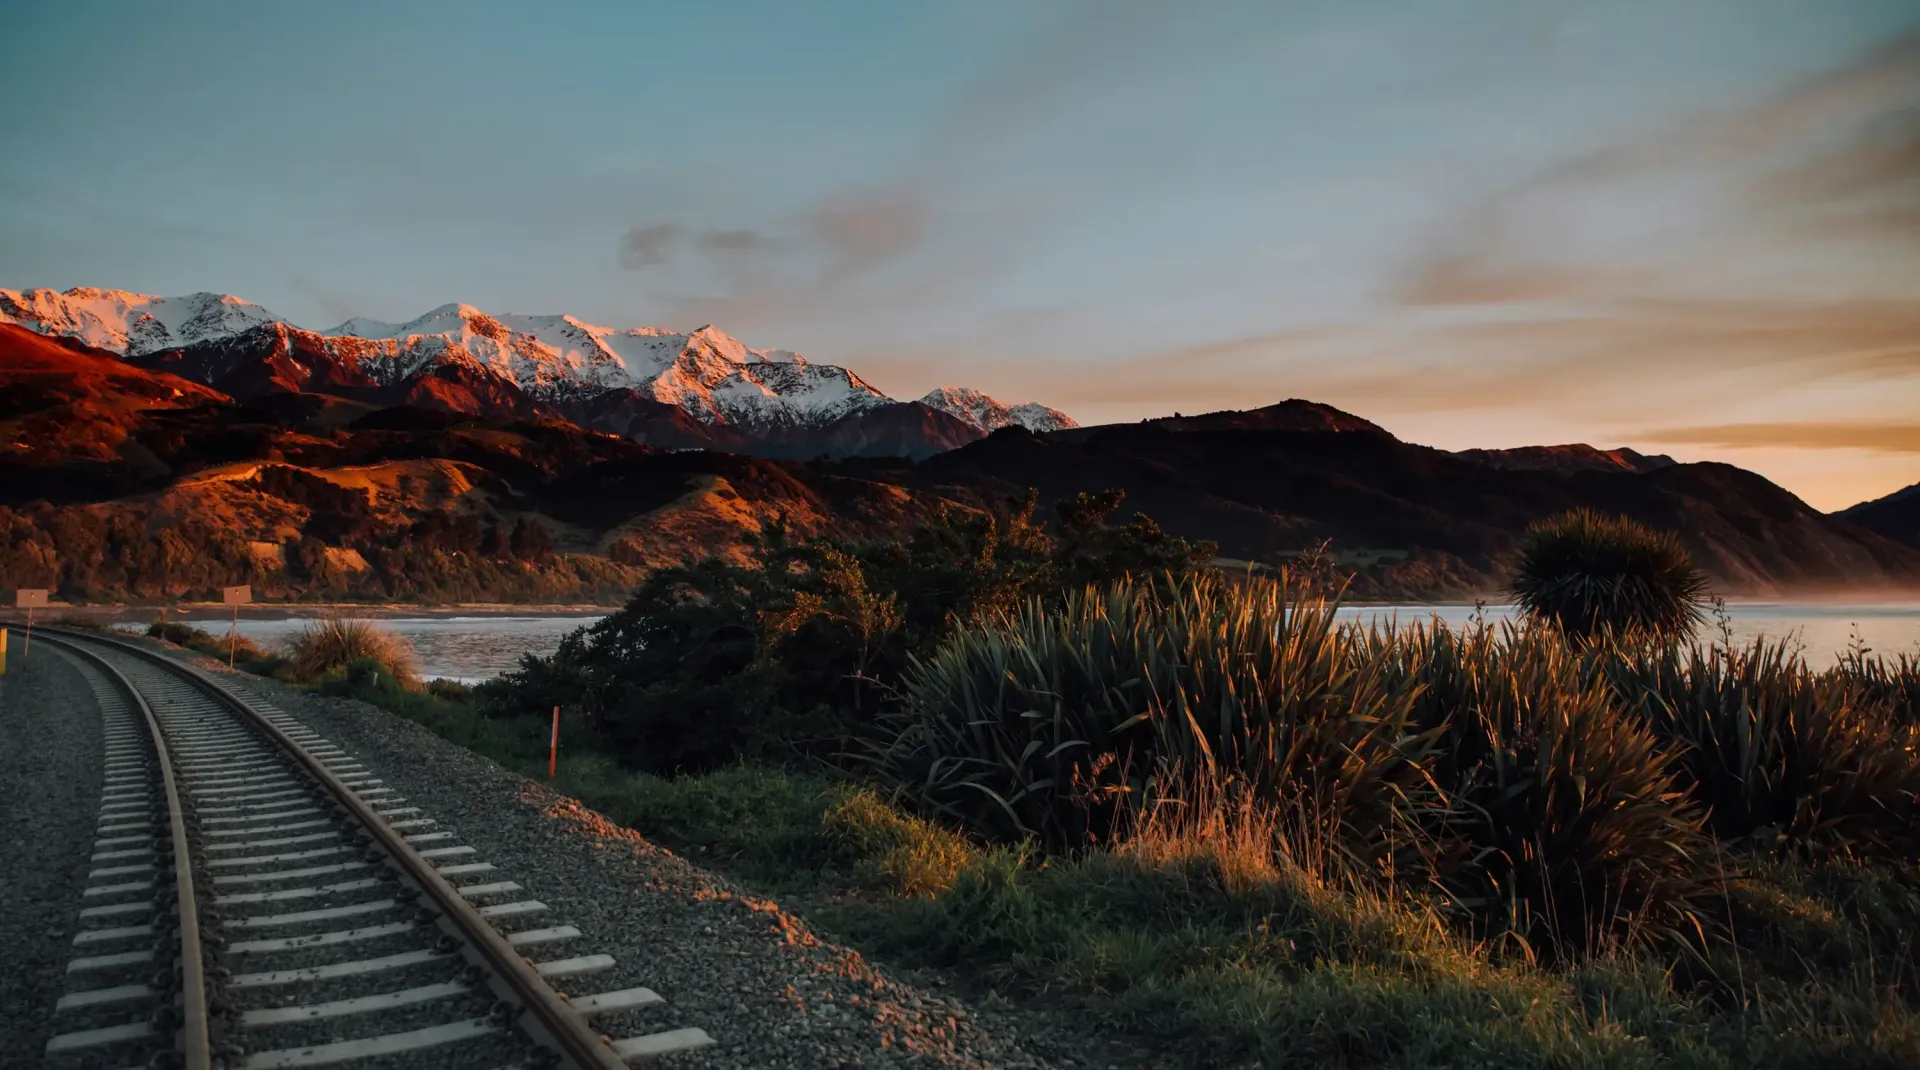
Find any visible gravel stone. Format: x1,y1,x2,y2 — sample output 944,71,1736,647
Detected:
0,645,110,1066
123,635,1127,1069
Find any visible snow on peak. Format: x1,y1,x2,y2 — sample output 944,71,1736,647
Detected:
309,305,876,425
0,285,1069,442
0,286,282,355
919,386,1078,433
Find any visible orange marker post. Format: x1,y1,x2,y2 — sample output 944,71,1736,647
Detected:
549,706,560,780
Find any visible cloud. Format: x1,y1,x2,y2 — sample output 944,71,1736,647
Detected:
280,270,359,327
1401,30,1920,307
1338,296,1920,417
614,2,1215,323
1758,106,1920,205
804,190,928,277
1636,421,1920,453
697,228,779,255
619,223,681,268
980,292,1920,429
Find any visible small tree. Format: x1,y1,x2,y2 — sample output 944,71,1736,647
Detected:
1510,509,1709,643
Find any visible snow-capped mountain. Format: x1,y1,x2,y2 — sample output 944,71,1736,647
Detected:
0,288,282,356
0,287,1075,455
919,386,1079,433
315,303,891,431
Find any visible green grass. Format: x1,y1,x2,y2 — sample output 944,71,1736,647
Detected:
302,662,1920,1069
211,613,1920,1070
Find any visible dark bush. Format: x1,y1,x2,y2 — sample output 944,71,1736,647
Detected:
1390,624,1714,960
885,570,1439,856
1599,639,1920,861
478,490,1217,773
1509,510,1709,642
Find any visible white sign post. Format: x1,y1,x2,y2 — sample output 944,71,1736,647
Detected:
222,585,251,668
15,589,47,660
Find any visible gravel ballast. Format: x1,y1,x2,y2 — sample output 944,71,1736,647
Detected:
0,644,108,1067
122,636,1112,1070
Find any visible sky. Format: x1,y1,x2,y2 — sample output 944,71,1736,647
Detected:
2,0,1917,510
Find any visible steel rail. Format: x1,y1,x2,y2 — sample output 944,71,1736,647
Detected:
47,628,630,1070
41,633,213,1070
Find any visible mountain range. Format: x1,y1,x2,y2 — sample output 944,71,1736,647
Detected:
0,287,1076,459
5,285,1920,603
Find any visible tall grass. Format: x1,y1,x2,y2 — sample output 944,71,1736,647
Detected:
886,571,1439,862
889,571,1723,958
283,618,418,686
320,580,1920,1070
1598,639,1920,861
1383,623,1712,959
1836,648,1920,727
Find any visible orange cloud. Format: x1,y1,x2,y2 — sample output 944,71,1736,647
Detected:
1635,421,1920,453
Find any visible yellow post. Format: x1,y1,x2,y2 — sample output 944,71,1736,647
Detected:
0,626,7,675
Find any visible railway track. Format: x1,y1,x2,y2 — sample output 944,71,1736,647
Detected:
36,628,715,1070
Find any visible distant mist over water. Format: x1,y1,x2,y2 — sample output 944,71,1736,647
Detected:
1337,603,1920,666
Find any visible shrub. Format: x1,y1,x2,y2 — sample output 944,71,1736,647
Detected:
284,618,418,686
479,490,1216,773
1388,623,1715,960
147,620,285,674
1509,510,1709,642
1836,649,1920,727
426,677,474,701
1600,639,1920,861
886,570,1439,858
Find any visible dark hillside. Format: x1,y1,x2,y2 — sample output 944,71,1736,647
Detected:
1839,482,1920,550
6,332,1912,601
897,405,1920,596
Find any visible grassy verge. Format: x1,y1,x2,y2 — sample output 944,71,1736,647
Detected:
312,661,1920,1070
145,621,288,676
135,595,1920,1060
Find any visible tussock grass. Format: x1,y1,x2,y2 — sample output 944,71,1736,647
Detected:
1510,509,1710,642
1383,621,1714,961
889,572,1716,959
283,618,417,686
1600,639,1920,860
886,571,1436,856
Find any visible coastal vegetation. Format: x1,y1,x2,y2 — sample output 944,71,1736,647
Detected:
282,617,421,687
152,501,1920,1068
1509,508,1711,643
147,619,285,675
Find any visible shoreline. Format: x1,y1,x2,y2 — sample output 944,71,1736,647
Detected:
7,595,1920,621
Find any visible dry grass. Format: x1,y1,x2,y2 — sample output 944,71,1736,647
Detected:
147,620,284,674
282,618,417,686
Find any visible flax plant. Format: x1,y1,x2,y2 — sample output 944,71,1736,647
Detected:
886,570,1440,861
